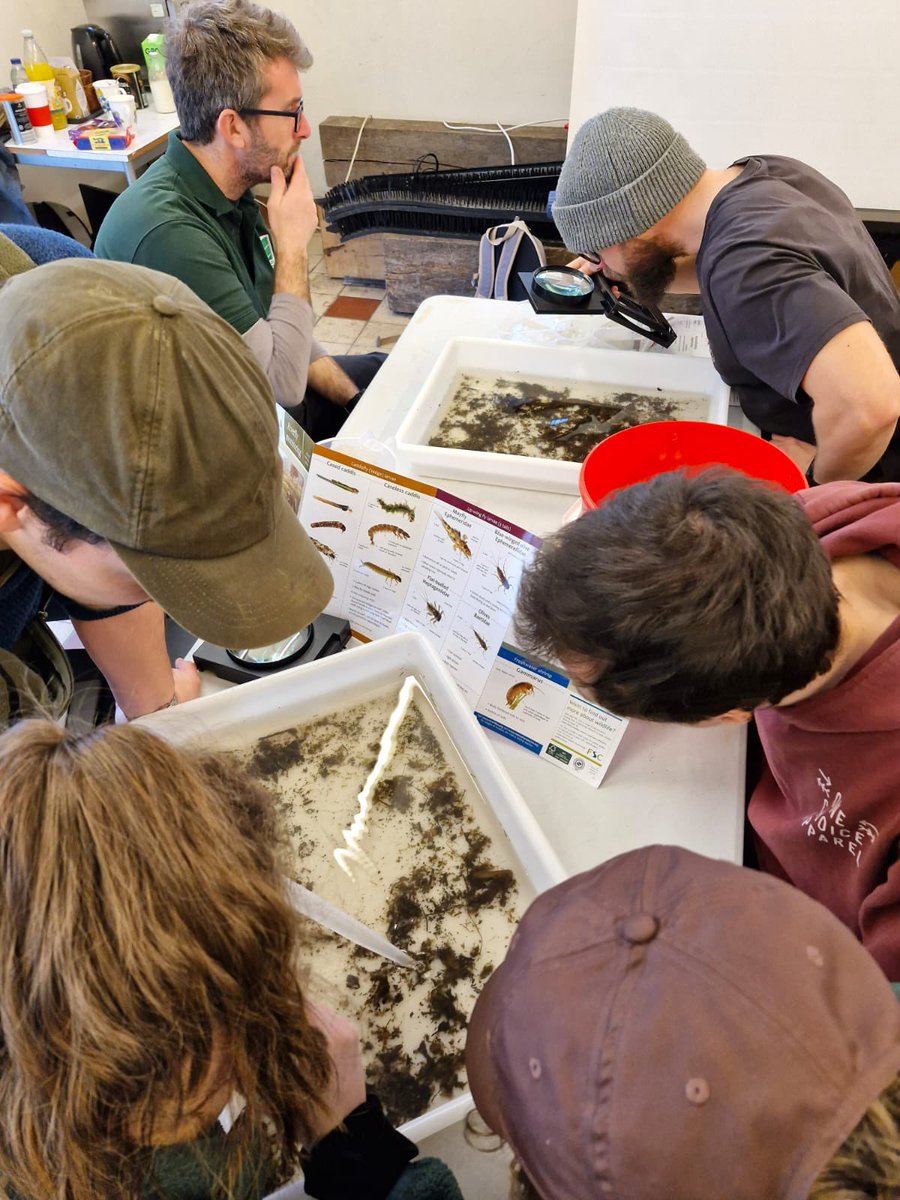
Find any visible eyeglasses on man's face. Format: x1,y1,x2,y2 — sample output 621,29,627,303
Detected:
238,97,305,134
577,250,602,265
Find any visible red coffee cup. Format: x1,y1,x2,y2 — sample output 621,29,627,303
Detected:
16,82,53,139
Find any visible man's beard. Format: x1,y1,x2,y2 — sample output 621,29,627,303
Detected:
238,127,298,189
622,236,680,308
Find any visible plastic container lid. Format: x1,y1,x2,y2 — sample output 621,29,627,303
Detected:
578,420,807,511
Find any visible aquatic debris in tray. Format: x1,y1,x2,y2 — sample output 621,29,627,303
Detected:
428,369,710,462
235,684,527,1126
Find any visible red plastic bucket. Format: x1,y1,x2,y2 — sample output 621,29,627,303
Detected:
578,421,807,511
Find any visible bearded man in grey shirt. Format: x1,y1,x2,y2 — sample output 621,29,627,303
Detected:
553,108,900,484
96,0,384,441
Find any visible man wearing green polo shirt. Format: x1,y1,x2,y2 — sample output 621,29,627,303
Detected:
96,0,384,441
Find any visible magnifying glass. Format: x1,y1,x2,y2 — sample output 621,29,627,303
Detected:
226,624,315,670
520,268,677,348
530,265,595,308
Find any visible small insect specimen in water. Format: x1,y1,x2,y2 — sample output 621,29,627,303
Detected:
368,523,411,546
473,628,488,652
377,497,416,523
314,495,351,512
439,516,471,558
324,476,359,493
422,595,444,624
505,681,535,710
495,561,511,591
311,538,336,559
361,561,401,585
311,520,346,532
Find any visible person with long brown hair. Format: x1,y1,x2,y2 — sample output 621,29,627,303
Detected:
0,720,460,1200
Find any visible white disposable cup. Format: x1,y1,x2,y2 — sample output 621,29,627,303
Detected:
16,81,54,140
93,79,124,111
108,94,136,130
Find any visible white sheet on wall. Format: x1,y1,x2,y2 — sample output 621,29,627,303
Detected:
271,0,579,196
567,0,900,210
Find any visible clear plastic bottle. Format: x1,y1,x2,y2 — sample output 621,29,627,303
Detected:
21,29,66,130
10,57,28,91
145,46,175,113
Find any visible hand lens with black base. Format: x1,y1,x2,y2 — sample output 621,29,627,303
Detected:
190,614,352,684
520,268,677,349
530,265,596,307
226,625,316,670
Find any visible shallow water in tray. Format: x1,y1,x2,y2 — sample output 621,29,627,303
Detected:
427,369,710,461
231,680,528,1125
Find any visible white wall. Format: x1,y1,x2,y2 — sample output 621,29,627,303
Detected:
280,0,578,194
0,0,85,66
568,0,900,210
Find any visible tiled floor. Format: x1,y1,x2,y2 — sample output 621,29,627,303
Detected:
308,229,411,355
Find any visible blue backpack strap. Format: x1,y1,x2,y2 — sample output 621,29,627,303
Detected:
475,222,508,299
492,219,528,301
474,218,547,300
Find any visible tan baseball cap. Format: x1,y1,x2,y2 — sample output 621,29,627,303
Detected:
466,845,900,1200
0,258,332,645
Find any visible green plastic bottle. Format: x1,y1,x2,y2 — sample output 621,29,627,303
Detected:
21,29,66,130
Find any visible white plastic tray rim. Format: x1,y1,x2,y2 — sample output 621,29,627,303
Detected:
395,336,731,494
139,631,566,1140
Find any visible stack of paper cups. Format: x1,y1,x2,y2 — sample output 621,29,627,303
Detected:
15,81,53,140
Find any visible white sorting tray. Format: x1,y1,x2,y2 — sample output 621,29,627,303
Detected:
139,631,566,1141
395,336,731,494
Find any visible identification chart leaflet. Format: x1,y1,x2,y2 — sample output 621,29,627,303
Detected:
279,413,627,786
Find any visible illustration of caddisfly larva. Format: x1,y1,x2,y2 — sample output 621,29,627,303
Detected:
311,520,346,533
314,495,351,512
439,516,471,558
473,627,488,652
311,538,336,559
361,561,401,585
368,523,411,546
324,476,359,494
376,497,416,522
422,595,444,624
505,681,535,710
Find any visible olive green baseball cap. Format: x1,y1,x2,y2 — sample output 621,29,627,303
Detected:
0,258,332,645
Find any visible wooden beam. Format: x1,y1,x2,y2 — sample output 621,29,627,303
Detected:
320,115,567,189
383,234,571,314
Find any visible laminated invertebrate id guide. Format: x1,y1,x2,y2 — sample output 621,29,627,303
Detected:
283,414,627,786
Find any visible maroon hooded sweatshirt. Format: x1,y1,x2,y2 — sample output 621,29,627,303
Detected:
752,481,900,981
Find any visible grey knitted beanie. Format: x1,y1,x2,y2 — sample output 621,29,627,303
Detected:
553,108,706,252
